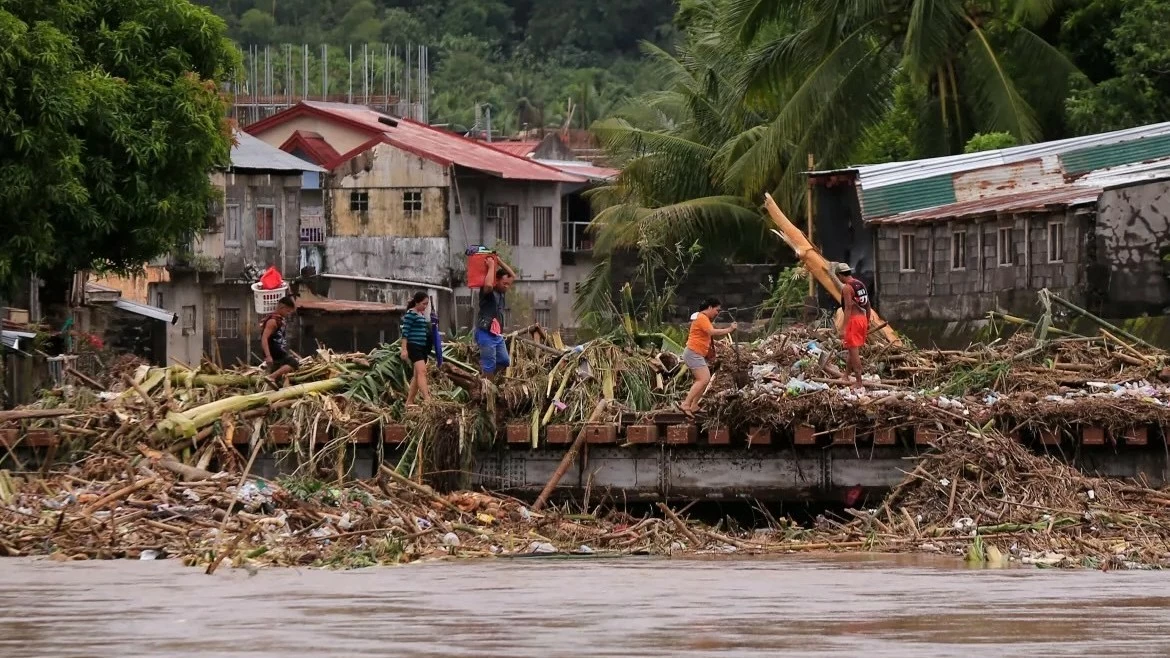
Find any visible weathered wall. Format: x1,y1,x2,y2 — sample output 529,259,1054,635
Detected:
206,171,302,281
328,142,449,238
323,142,451,285
876,209,1089,322
326,237,450,285
90,267,170,305
250,115,371,157
155,276,204,367
1096,180,1170,316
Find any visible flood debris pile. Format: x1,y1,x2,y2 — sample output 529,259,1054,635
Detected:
828,426,1170,569
0,452,791,566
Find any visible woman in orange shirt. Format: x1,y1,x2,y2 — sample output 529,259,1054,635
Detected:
680,298,737,418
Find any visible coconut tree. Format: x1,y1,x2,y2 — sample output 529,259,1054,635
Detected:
574,1,776,331
724,0,1079,200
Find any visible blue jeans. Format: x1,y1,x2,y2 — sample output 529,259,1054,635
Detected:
475,328,510,374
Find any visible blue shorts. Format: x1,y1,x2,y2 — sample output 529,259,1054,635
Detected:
475,328,510,374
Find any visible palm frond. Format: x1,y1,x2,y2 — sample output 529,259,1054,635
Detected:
903,0,968,79
961,23,1041,142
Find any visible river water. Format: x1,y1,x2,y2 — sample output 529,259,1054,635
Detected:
3,554,1170,657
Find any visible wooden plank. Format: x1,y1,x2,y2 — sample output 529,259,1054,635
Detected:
349,426,373,444
914,426,938,445
546,425,572,444
1082,426,1105,446
1123,426,1148,446
506,423,530,444
832,426,856,446
707,427,730,445
384,424,407,445
268,424,292,445
584,424,617,444
794,425,816,446
626,425,659,444
1040,429,1061,446
748,426,772,446
873,427,895,446
666,424,697,445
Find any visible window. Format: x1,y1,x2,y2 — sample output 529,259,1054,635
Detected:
181,306,196,335
403,190,423,217
256,205,275,244
1047,221,1064,263
533,206,553,247
300,208,325,243
951,231,967,270
350,191,369,212
225,204,241,244
216,308,240,339
492,204,520,246
534,308,551,327
997,227,1014,266
563,282,570,295
899,233,915,271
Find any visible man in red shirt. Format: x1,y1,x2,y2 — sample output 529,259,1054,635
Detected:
832,263,872,386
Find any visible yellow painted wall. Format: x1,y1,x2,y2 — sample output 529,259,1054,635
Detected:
91,266,170,304
329,142,449,238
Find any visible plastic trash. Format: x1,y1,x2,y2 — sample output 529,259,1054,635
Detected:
577,545,594,554
415,517,433,530
442,532,461,547
528,541,557,554
139,549,159,561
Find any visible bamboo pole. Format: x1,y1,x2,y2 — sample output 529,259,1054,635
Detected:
806,153,816,299
532,399,609,512
763,193,902,346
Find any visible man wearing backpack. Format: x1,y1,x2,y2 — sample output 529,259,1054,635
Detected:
261,296,299,387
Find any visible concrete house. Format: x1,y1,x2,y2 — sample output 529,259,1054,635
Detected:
152,131,324,367
480,135,619,328
244,101,589,331
810,123,1170,326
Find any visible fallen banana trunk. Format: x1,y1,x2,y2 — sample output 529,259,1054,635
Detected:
156,378,345,438
764,193,902,346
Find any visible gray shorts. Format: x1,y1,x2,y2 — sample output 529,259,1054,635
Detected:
682,348,708,370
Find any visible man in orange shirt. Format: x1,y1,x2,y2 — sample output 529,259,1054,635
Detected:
680,298,737,418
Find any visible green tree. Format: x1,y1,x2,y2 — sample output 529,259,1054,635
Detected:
964,131,1019,153
239,8,276,44
1063,0,1170,134
727,0,1078,202
0,0,238,287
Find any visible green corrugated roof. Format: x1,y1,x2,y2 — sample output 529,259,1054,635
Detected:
1060,134,1170,175
861,174,957,218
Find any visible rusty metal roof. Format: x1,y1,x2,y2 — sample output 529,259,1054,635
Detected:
248,102,584,183
867,187,1102,225
296,298,405,315
487,140,541,157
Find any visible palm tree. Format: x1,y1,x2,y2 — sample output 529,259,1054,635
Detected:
574,1,777,331
725,0,1078,200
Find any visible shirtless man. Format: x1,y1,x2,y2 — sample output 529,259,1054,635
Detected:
832,263,872,385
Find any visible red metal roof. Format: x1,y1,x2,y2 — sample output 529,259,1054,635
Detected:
487,140,541,157
247,102,584,183
296,298,404,315
867,187,1103,225
279,130,341,167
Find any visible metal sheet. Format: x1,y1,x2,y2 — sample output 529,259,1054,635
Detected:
113,298,177,324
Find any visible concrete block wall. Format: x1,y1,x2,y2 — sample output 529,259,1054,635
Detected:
876,208,1092,322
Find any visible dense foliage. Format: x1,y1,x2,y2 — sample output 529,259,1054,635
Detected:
0,0,237,289
577,0,1170,323
193,0,676,130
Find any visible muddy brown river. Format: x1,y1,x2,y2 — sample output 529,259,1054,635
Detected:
3,554,1170,657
